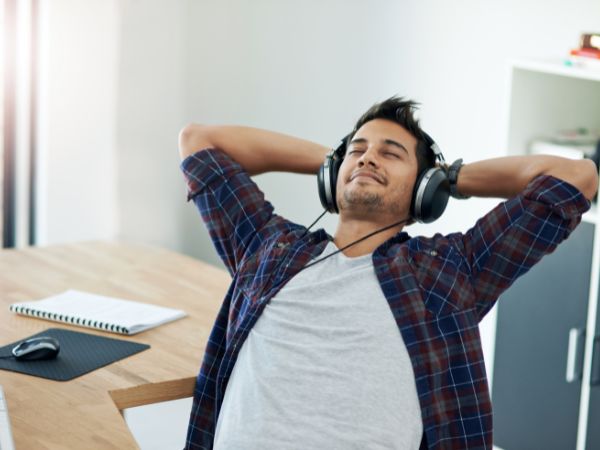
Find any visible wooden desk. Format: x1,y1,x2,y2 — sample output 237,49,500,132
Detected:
0,241,230,449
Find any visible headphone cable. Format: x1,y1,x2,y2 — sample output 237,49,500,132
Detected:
301,215,410,271
256,211,409,300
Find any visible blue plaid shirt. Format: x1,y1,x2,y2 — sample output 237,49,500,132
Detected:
181,149,589,449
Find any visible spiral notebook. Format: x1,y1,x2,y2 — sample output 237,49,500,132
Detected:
9,290,187,335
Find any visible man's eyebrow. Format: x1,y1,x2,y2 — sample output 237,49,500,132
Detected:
349,137,368,146
383,139,409,154
349,137,408,154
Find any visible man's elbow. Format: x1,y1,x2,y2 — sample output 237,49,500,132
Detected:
579,158,599,201
178,123,211,160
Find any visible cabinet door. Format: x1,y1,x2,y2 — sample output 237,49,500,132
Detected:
492,221,594,450
586,269,600,449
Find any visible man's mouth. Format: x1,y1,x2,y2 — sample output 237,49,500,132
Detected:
349,170,385,184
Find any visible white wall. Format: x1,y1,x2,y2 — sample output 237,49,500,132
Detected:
115,0,189,251
37,0,120,245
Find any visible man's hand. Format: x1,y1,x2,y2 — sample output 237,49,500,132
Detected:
455,155,599,201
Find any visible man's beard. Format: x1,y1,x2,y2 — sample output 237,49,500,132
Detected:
340,189,384,213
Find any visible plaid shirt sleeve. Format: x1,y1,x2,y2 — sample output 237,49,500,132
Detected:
180,148,276,276
181,148,291,449
449,174,591,320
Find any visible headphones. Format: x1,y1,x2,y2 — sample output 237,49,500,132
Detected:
317,130,450,223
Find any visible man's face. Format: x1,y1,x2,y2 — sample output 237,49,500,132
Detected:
336,118,419,219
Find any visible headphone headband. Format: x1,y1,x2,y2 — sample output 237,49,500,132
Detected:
419,131,445,165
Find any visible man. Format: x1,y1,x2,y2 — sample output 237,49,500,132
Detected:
178,97,598,450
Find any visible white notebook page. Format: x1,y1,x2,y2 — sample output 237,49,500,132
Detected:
10,290,187,334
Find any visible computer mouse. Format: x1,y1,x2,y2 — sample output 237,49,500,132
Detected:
11,336,60,361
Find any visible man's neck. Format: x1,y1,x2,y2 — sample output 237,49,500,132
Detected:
333,216,407,257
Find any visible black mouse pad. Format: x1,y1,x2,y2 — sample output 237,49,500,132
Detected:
0,328,150,381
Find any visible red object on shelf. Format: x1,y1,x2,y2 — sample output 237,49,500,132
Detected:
570,48,600,59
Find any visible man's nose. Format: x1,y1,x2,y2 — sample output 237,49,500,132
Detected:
357,147,379,168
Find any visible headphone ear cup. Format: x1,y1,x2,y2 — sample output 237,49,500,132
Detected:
411,168,450,223
318,153,343,213
329,157,343,213
317,162,328,210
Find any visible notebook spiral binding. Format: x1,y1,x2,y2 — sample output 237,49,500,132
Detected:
9,304,130,335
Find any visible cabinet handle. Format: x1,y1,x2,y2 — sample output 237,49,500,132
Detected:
591,336,600,386
566,327,585,383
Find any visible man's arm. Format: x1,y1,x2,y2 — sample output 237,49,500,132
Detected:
456,155,599,201
178,124,330,176
451,157,594,320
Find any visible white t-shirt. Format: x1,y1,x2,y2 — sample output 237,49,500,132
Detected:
214,242,423,450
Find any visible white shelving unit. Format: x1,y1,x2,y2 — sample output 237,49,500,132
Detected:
505,60,600,188
496,58,600,450
511,58,600,83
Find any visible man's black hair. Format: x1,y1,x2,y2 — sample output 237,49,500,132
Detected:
347,96,435,174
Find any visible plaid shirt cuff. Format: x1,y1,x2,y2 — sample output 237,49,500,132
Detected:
523,174,591,219
180,148,243,201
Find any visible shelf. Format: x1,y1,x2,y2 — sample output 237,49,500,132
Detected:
505,60,600,159
511,58,600,82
